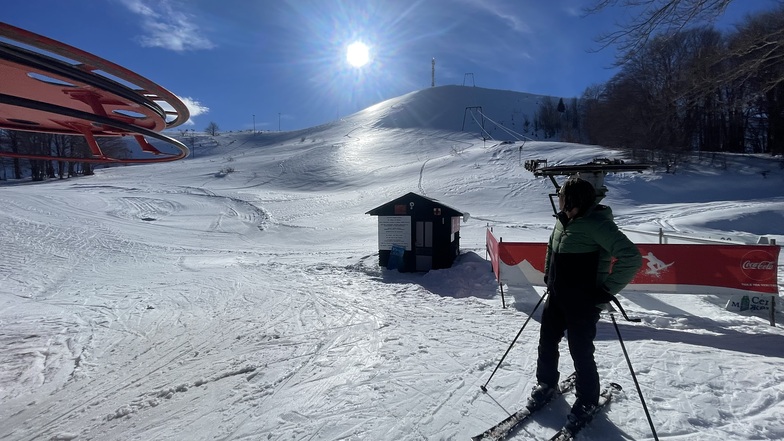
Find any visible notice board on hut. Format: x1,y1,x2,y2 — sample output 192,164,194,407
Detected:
366,192,463,272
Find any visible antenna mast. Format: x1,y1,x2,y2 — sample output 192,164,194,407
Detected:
431,58,435,87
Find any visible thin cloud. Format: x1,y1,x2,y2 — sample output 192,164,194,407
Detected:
563,6,582,18
118,0,215,52
178,96,209,125
456,0,532,34
156,95,208,126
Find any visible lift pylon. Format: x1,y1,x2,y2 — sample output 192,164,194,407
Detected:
525,157,652,214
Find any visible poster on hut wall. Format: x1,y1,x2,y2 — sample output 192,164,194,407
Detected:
378,216,411,250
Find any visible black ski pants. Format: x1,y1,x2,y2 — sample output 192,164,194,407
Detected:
535,294,601,407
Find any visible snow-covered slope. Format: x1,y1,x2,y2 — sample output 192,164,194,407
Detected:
360,85,549,135
1,85,783,441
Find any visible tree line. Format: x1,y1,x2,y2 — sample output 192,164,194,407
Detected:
0,121,220,181
0,130,130,180
536,2,783,162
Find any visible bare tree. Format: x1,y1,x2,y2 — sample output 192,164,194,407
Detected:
582,73,652,151
52,134,73,179
97,136,132,161
3,130,24,179
535,97,562,138
205,122,220,136
586,0,733,62
17,131,50,181
586,1,784,94
581,4,783,155
727,8,784,155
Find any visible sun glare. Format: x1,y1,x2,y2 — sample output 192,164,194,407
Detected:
346,41,370,68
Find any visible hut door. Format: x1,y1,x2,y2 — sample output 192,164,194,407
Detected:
415,221,433,271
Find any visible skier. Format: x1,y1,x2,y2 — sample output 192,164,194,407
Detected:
526,177,642,432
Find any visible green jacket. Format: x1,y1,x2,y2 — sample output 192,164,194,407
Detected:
545,204,642,300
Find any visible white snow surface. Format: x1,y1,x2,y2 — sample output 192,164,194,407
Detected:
1,85,783,441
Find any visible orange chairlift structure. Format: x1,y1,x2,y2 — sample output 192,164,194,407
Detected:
0,22,189,163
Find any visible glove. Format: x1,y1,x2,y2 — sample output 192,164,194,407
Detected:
594,288,615,311
594,289,640,322
594,287,614,303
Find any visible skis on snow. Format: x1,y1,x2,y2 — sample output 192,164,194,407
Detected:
546,382,623,441
472,378,622,441
471,372,577,441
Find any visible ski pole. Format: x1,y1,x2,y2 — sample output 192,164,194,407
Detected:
480,289,548,393
610,313,659,441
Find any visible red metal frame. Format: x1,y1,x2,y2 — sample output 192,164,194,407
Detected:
0,23,189,163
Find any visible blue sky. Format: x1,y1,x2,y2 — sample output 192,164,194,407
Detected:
1,0,778,132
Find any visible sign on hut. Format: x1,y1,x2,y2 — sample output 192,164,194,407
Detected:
366,192,463,272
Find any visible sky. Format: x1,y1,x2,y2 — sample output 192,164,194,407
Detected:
2,0,780,134
1,83,783,440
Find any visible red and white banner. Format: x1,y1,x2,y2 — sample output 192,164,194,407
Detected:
486,229,781,295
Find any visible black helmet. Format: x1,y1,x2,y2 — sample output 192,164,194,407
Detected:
561,177,596,214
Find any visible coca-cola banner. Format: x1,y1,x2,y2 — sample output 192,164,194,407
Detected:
486,228,500,281
486,229,781,295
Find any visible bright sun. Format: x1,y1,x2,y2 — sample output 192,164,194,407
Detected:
346,41,370,68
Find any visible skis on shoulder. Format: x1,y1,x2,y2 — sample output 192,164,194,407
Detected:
471,372,577,441
547,382,623,441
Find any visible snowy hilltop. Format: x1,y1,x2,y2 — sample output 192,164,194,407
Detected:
1,85,783,441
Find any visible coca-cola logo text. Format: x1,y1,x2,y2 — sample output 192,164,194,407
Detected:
742,260,775,270
740,249,778,282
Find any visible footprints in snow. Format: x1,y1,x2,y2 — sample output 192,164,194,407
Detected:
107,365,257,421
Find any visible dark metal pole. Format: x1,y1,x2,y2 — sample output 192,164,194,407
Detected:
610,313,659,441
480,290,548,393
